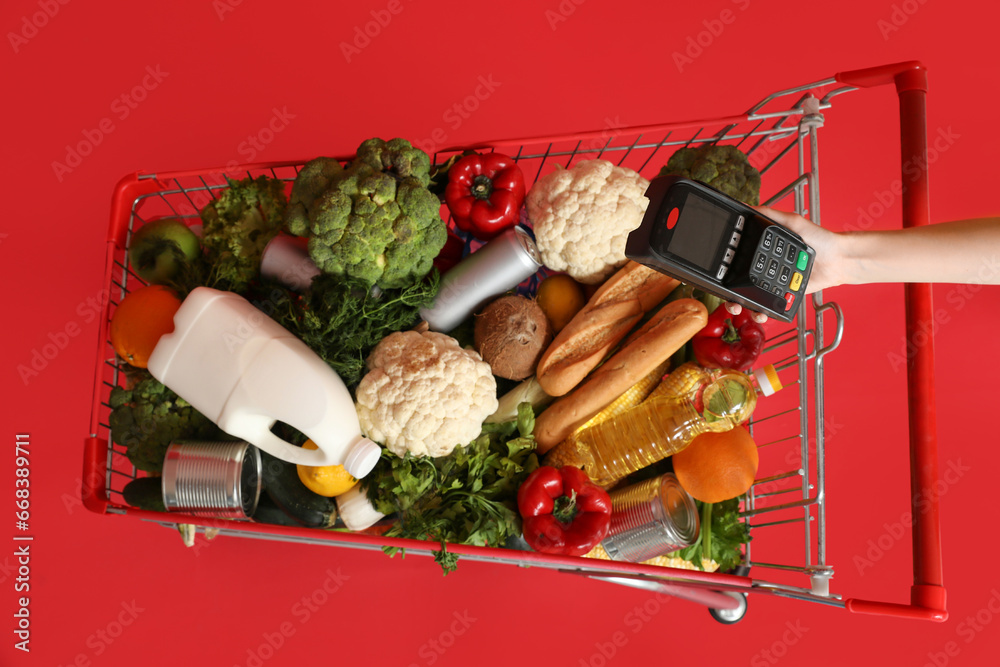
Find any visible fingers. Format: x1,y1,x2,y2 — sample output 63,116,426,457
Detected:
724,301,768,324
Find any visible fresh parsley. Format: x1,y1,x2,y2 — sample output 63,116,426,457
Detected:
365,403,540,575
673,497,750,572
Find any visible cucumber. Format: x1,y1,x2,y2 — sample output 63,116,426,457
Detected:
250,491,302,527
259,450,338,528
122,476,166,512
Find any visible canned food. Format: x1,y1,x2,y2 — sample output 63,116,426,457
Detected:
161,441,262,518
601,473,699,563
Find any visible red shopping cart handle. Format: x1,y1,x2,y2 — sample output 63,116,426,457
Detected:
846,594,948,622
834,60,927,93
837,60,948,623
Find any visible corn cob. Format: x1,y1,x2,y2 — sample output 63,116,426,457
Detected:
583,543,719,572
645,360,708,402
570,359,671,437
544,360,671,485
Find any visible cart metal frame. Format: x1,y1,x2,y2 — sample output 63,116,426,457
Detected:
83,61,946,622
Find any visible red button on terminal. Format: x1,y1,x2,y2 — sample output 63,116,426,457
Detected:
666,207,679,229
784,292,795,311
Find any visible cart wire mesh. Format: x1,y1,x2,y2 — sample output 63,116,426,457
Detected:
91,74,856,609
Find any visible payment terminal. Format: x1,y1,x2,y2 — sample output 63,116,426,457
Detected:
625,175,815,323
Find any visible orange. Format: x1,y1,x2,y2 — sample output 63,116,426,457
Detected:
109,285,182,368
535,274,586,333
296,440,358,497
672,426,759,503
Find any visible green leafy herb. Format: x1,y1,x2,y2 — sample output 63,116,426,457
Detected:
672,497,750,572
270,271,440,389
365,403,540,575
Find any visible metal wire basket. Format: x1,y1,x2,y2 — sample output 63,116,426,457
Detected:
84,61,946,623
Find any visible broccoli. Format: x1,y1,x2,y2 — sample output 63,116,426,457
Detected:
108,375,225,473
287,139,447,289
286,158,344,237
200,175,288,293
661,144,761,206
353,137,432,186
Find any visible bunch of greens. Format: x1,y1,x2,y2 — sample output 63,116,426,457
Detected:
364,403,540,574
200,175,288,293
108,373,225,473
673,497,750,572
269,271,439,389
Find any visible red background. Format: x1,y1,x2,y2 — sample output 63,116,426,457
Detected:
3,0,1000,665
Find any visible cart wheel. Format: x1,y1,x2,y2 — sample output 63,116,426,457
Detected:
709,592,748,624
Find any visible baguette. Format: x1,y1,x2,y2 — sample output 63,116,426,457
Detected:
535,262,678,397
534,298,708,453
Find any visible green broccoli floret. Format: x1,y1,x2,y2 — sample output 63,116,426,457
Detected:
661,144,761,206
288,139,446,289
108,375,225,473
354,137,432,187
381,180,447,288
200,175,288,292
286,158,344,237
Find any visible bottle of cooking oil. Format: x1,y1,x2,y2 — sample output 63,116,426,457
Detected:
569,362,781,488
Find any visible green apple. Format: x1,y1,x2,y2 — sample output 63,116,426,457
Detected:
128,219,201,284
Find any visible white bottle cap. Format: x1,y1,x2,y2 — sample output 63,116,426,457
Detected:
336,483,386,531
342,437,382,479
752,364,783,397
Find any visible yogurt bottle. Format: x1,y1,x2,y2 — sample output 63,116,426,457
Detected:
147,287,382,478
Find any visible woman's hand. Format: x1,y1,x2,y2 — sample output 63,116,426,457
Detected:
754,206,845,294
722,207,845,323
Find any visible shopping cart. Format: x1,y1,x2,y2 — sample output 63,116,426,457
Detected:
83,61,946,623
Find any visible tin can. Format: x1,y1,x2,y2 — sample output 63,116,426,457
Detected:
601,473,699,563
161,441,262,518
420,225,542,332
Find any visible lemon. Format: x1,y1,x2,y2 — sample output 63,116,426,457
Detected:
296,440,358,497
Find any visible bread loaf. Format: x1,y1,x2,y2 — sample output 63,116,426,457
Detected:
535,262,678,397
534,298,709,453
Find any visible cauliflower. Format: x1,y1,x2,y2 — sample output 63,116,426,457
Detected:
355,330,498,458
526,159,650,284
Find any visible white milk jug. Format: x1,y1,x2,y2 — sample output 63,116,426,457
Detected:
147,287,382,478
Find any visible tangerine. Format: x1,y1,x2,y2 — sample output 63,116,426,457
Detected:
535,274,586,333
109,285,182,368
672,426,759,503
296,440,358,497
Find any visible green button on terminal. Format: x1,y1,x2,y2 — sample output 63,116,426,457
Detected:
796,250,809,271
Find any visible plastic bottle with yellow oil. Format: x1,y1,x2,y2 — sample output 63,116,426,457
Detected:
568,361,782,488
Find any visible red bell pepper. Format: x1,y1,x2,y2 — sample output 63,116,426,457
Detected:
692,307,765,372
517,465,612,557
444,152,525,241
432,230,465,274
